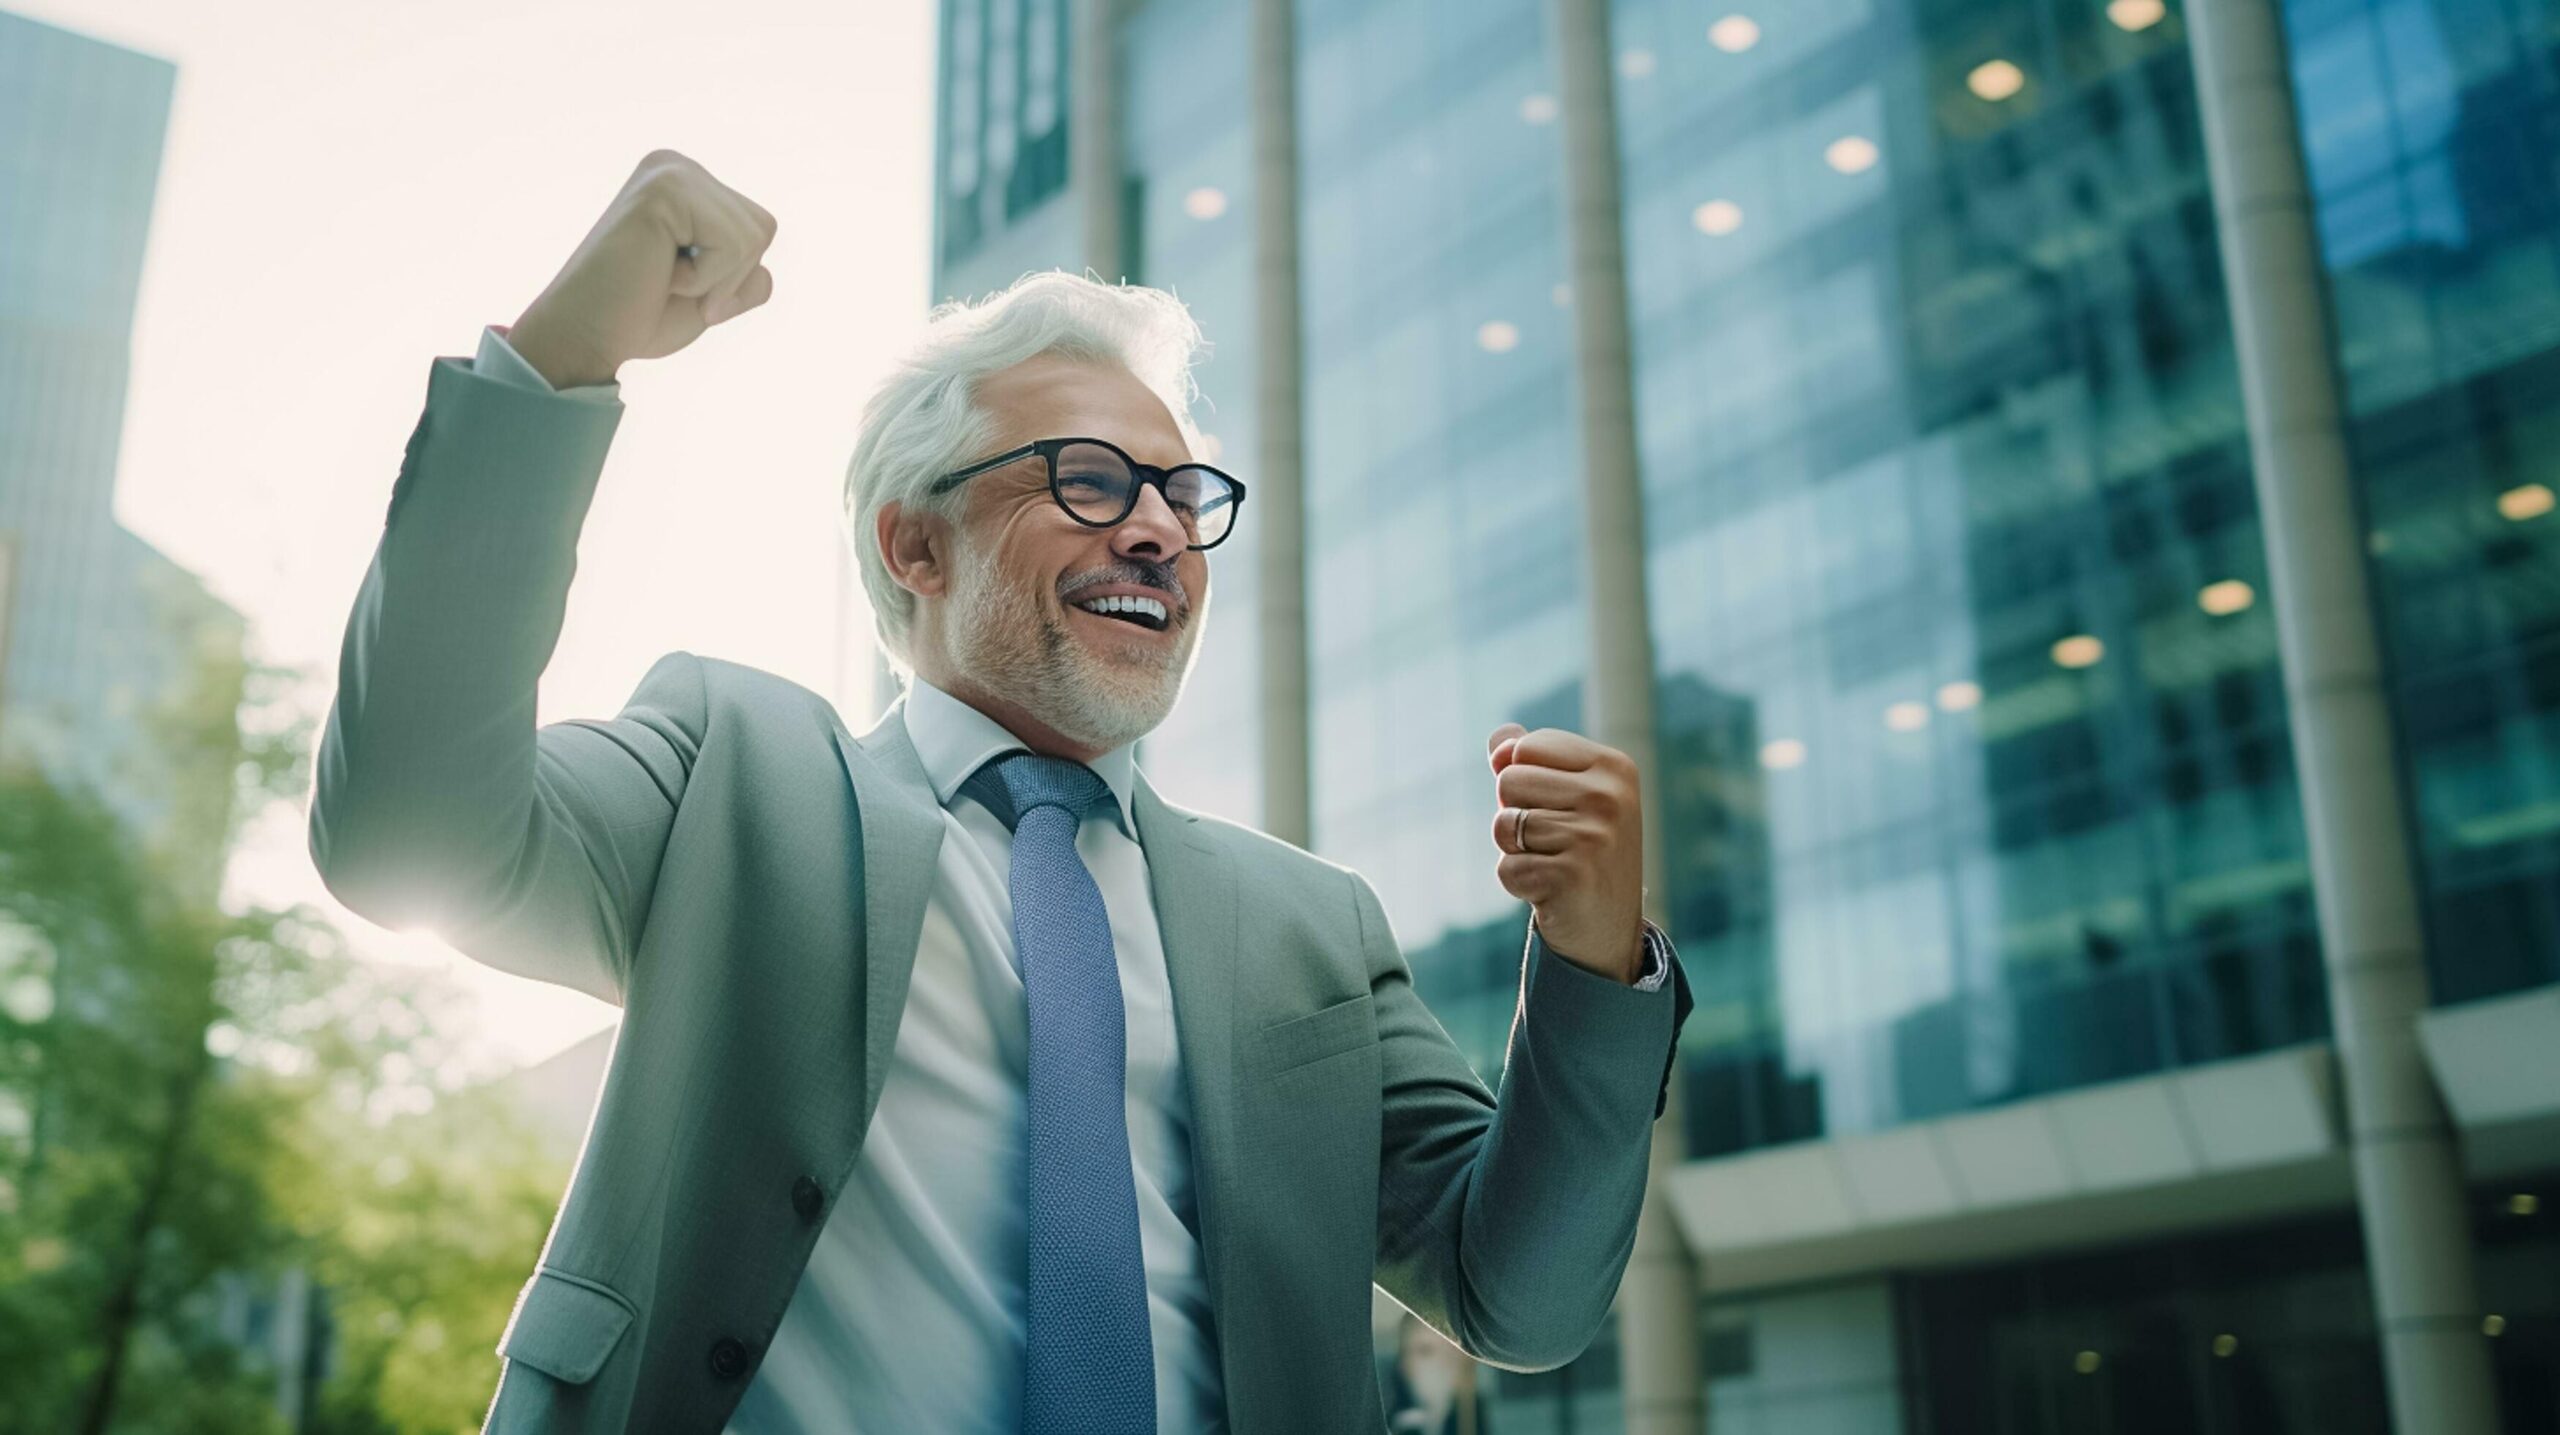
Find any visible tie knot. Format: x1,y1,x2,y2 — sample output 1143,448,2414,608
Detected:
964,751,1115,834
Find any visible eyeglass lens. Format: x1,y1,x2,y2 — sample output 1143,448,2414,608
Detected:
1055,441,1236,547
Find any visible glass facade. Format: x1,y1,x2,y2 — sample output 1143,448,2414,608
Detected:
2283,0,2560,1005
1296,0,1592,1067
936,0,1073,270
1613,0,2336,1156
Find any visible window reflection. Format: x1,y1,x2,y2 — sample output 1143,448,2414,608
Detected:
1614,0,2326,1149
2287,0,2560,1005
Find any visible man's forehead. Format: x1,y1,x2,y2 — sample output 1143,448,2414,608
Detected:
978,354,1188,464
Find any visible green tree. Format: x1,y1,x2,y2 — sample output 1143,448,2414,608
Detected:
296,1084,568,1435
0,630,571,1433
0,634,361,1434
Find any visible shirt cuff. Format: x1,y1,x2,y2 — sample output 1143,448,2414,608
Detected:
475,325,622,404
1527,918,1676,989
1631,922,1673,991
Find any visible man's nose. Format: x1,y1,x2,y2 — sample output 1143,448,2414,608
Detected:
1113,481,1187,561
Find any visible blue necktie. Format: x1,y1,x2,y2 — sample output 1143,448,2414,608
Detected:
965,752,1156,1434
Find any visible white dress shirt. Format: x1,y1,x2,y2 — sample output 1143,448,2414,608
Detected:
468,329,1223,1432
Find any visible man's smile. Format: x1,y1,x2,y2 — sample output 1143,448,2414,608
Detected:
1061,579,1184,636
1073,593,1171,630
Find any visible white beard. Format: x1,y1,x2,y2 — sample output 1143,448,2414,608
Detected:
944,541,1204,753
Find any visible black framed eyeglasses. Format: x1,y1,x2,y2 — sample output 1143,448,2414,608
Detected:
929,436,1246,551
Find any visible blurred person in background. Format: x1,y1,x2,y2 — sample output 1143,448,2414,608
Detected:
1386,1315,1490,1435
307,150,1690,1435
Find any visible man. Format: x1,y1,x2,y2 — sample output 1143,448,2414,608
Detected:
309,150,1691,1435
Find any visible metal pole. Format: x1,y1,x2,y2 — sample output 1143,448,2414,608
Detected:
1248,0,1311,849
1548,0,1700,1430
1071,0,1125,283
2186,4,2499,1430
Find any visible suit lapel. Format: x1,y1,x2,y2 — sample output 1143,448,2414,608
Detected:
833,702,947,1133
1132,775,1244,1365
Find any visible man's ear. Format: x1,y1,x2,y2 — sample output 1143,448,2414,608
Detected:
877,500,951,600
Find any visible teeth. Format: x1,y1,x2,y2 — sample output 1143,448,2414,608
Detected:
1076,594,1170,626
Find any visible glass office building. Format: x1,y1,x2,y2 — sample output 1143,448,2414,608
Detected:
925,0,2560,1428
0,10,242,888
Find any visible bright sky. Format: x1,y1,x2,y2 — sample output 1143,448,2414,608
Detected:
25,0,936,1072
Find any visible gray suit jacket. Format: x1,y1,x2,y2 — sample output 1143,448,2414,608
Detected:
307,355,1691,1434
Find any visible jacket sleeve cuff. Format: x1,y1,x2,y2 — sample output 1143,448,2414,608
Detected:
1520,919,1693,1120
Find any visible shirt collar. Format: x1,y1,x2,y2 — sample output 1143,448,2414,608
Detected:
900,677,1138,835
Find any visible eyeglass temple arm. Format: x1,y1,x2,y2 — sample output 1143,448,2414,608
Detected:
932,441,1046,493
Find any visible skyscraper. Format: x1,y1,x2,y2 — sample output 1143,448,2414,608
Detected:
0,8,244,893
924,1,2559,1429
0,7,292,1420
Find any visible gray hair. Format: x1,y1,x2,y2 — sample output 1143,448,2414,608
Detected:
842,270,1208,667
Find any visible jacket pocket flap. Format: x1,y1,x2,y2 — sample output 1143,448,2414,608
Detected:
499,1267,635,1385
1251,993,1376,1075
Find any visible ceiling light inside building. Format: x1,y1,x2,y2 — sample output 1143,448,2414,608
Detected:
1936,680,1983,712
1759,737,1807,770
1476,320,1520,354
1709,15,1762,52
2053,634,2105,669
1183,187,1228,221
1520,93,1560,124
2485,1314,2508,1337
1620,49,1658,78
2199,578,2255,616
2511,1193,2540,1216
2213,1334,2239,1358
2498,482,2554,520
2075,1350,2103,1375
1692,199,1744,235
1969,58,2026,101
2108,0,2169,31
1826,135,1881,174
1884,701,1930,732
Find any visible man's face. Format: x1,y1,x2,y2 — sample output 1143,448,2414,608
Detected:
935,354,1212,752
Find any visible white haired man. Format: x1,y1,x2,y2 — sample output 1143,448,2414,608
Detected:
309,150,1691,1435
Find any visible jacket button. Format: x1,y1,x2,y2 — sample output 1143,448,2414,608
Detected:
708,1337,750,1380
791,1175,825,1222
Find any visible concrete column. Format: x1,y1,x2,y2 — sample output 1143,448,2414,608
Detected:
2186,5,2500,1432
1547,1,1701,1430
1071,0,1125,282
1247,0,1311,848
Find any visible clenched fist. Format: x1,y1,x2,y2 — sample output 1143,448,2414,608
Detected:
504,150,778,389
1487,723,1647,984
